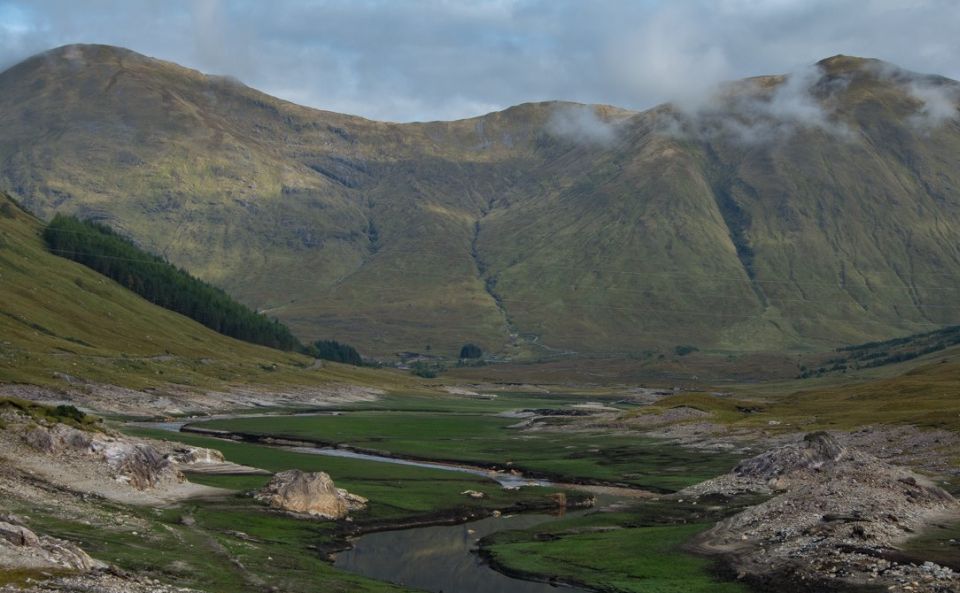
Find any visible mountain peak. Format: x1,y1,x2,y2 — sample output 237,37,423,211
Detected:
1,43,171,84
29,43,148,69
815,54,887,75
46,43,137,58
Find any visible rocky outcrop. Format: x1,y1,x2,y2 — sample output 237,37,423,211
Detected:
18,421,184,491
23,423,93,453
255,470,367,519
683,432,960,593
101,442,182,490
0,382,382,418
154,443,268,476
0,515,99,571
166,446,225,465
0,521,39,547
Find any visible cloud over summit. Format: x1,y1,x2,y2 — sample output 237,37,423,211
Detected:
1,1,959,122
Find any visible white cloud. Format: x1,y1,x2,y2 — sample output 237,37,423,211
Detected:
905,80,959,129
546,104,622,146
605,3,735,113
658,63,854,145
0,1,959,121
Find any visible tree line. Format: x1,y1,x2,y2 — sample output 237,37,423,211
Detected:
44,214,302,351
305,340,362,365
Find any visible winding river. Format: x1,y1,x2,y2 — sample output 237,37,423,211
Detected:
136,417,623,592
287,446,552,488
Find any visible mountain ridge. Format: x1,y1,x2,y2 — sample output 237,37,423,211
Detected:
1,44,959,357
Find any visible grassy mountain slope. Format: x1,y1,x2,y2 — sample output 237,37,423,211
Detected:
0,191,403,391
776,352,960,431
1,45,959,357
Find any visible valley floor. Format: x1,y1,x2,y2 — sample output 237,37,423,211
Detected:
0,379,958,593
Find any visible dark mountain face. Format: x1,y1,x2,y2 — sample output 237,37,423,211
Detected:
2,45,958,357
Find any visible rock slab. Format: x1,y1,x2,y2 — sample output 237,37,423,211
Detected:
255,470,367,519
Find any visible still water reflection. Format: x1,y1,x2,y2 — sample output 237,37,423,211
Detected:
334,510,593,593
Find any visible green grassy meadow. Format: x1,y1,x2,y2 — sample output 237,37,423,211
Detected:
188,405,741,492
21,496,409,593
481,498,765,593
119,414,751,593
487,523,745,593
29,422,582,593
127,426,576,523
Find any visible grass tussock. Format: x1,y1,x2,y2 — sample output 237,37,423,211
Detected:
0,396,100,430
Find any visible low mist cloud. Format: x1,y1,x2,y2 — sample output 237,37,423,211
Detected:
905,80,960,129
659,56,960,145
546,104,622,146
864,60,960,129
660,64,853,145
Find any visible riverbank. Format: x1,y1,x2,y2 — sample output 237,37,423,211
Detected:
125,416,757,593
183,408,744,492
179,423,663,495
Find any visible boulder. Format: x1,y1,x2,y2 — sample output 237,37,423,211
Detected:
51,424,94,451
255,470,367,519
0,521,40,547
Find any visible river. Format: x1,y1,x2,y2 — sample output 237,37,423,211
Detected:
134,417,627,592
333,505,605,593
135,418,553,488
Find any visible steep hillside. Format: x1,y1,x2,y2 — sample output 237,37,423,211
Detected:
0,191,400,392
1,45,958,357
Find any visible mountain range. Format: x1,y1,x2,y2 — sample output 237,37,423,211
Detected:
1,45,959,358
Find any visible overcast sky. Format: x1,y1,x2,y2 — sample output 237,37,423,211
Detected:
1,0,958,122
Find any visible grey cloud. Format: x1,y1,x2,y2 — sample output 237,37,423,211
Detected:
660,63,854,145
1,1,959,122
906,81,960,128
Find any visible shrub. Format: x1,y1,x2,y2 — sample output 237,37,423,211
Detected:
458,343,483,359
306,340,362,366
0,201,15,219
0,397,99,430
52,404,86,423
410,361,443,378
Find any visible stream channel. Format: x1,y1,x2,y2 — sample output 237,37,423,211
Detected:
137,417,625,592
